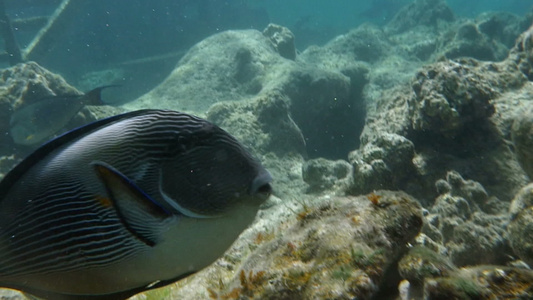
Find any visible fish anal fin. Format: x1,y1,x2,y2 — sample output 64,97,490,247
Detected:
92,161,170,247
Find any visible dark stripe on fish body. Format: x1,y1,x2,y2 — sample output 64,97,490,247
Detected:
0,182,140,277
0,110,171,202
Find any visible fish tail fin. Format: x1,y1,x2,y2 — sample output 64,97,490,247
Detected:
84,85,120,106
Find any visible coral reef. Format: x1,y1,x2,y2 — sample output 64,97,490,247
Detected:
2,0,533,297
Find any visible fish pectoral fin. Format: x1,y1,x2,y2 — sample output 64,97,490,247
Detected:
92,161,171,247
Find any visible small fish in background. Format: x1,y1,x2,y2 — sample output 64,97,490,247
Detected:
9,85,117,146
0,109,272,300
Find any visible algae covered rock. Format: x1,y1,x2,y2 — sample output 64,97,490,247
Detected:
206,91,308,197
428,171,512,267
348,133,416,195
128,25,368,160
127,29,285,112
262,23,296,60
511,107,533,179
207,91,306,158
508,183,533,267
302,158,352,192
206,191,423,299
409,60,497,137
424,266,533,299
439,21,506,61
386,0,454,34
446,213,511,267
398,245,456,284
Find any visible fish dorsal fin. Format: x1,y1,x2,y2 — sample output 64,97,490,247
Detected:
0,109,162,205
92,161,172,247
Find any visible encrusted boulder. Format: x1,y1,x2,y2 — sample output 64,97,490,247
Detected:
399,245,456,283
423,266,533,299
127,29,285,113
302,158,352,192
385,0,454,34
205,191,423,299
409,60,497,137
446,213,511,267
262,23,296,60
348,133,416,195
128,26,368,160
511,107,533,179
438,21,508,61
426,171,512,267
508,183,533,267
207,91,306,158
283,66,364,159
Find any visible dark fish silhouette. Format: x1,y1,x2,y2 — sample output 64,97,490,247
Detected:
0,109,272,299
9,86,116,146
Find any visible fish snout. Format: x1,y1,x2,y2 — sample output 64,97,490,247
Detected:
251,170,272,200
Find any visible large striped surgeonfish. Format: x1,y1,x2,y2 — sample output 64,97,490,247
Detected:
0,109,272,300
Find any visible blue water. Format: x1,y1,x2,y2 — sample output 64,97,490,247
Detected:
1,0,532,100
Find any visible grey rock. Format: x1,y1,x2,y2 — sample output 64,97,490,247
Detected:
447,212,511,266
302,158,352,192
508,183,533,267
284,67,365,159
410,60,497,137
262,23,296,60
206,91,308,197
386,0,454,34
438,21,507,61
128,26,368,160
207,91,306,158
127,29,284,113
511,107,533,179
509,183,533,219
398,245,456,284
300,24,390,65
477,12,528,48
348,133,416,195
443,171,491,212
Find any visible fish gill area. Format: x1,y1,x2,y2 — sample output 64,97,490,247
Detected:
1,0,533,299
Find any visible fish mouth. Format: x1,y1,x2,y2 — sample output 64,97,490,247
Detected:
251,170,273,200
